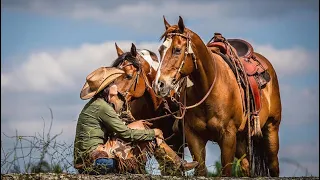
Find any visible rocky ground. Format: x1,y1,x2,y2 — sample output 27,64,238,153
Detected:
1,173,319,180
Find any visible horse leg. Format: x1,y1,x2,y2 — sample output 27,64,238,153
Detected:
185,124,208,176
235,133,250,176
220,122,237,176
263,118,280,177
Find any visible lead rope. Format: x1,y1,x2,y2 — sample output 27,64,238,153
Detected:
224,40,253,176
170,47,217,117
182,78,187,176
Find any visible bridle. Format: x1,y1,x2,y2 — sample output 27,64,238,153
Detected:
116,56,154,115
117,62,141,96
115,55,184,142
159,31,218,113
163,32,197,89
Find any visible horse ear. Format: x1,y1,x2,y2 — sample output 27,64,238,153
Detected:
131,43,137,57
115,42,124,57
163,15,170,30
178,16,185,33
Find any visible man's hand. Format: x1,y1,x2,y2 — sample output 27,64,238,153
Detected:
127,120,153,129
139,120,153,127
129,120,153,127
153,128,164,139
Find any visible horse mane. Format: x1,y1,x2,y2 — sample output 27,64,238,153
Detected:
137,49,159,63
111,52,140,69
145,50,157,60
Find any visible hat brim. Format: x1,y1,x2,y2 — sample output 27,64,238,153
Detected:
80,71,124,100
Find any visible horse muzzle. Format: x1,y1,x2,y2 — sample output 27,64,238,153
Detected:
154,79,172,97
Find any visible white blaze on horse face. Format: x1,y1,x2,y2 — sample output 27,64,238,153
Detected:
155,37,196,93
138,49,159,70
154,38,172,88
154,36,195,95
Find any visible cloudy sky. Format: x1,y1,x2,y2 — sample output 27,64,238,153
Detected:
1,0,319,177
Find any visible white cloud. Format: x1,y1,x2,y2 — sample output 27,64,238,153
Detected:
1,74,9,86
1,40,317,93
2,0,318,32
1,41,160,93
254,44,319,77
280,84,319,125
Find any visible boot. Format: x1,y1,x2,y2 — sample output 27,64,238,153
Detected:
154,142,198,173
180,159,200,171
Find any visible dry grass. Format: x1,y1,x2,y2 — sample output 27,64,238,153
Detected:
1,109,314,177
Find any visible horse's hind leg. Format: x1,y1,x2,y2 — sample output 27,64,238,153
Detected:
185,124,208,176
263,117,280,177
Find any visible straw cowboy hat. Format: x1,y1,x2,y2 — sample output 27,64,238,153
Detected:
80,67,125,100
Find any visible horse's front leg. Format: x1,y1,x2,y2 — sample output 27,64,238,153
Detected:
219,120,237,176
185,123,208,176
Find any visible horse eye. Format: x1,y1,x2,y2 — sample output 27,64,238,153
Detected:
173,47,181,55
125,74,133,80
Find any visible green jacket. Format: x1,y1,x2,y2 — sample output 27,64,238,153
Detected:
73,98,155,168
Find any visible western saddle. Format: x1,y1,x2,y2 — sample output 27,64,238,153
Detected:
207,33,270,137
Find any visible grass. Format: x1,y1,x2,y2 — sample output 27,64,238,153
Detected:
1,108,314,177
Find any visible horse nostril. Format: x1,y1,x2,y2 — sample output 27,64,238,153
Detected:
172,78,176,84
158,81,165,88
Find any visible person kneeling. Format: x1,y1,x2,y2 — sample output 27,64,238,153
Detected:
73,67,198,174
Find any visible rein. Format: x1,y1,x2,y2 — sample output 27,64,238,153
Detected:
117,62,143,117
163,32,218,120
118,58,183,142
186,51,217,110
153,31,218,158
118,57,180,123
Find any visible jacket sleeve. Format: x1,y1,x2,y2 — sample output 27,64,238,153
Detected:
99,102,155,142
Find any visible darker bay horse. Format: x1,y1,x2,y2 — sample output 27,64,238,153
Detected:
153,16,282,177
111,43,185,175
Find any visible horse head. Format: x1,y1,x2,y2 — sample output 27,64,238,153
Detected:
112,43,163,110
154,16,198,97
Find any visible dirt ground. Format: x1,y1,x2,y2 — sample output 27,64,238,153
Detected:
1,173,319,180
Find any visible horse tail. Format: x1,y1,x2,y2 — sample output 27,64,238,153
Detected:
250,137,270,177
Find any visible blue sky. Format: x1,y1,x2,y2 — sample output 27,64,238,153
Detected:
1,0,319,176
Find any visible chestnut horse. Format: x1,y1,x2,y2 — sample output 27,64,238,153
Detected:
153,16,281,177
111,43,185,175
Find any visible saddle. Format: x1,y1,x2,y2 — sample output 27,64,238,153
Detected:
207,33,270,136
